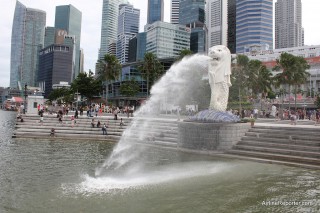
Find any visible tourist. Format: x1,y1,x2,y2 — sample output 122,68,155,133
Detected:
40,113,44,125
20,104,25,114
57,114,62,124
75,109,79,119
80,107,83,116
71,115,75,128
119,118,124,128
113,108,118,120
102,123,107,135
91,119,95,128
97,120,101,128
50,128,55,137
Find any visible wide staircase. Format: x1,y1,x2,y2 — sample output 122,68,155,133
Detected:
227,125,320,169
13,114,131,142
13,114,180,147
126,117,179,148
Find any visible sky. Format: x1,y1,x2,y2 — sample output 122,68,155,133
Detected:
0,0,319,88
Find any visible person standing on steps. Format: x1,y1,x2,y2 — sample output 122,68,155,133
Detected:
71,115,75,128
40,113,44,125
102,123,107,135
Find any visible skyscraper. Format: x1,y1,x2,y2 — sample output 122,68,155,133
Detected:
99,0,128,60
236,0,273,53
227,0,236,53
206,0,228,50
54,4,82,79
145,21,190,58
10,1,46,88
171,0,180,24
179,0,206,53
116,4,140,64
147,0,164,24
275,0,304,49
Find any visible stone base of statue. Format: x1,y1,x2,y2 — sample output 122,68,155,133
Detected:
178,110,248,151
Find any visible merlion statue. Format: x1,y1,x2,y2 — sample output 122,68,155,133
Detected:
208,45,232,112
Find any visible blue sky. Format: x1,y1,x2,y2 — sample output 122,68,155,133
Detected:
0,0,319,87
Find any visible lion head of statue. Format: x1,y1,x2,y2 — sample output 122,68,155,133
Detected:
208,45,232,85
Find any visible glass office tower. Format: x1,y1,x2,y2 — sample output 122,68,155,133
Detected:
179,0,205,53
99,0,128,60
10,1,46,88
116,4,140,64
147,0,164,24
55,4,82,79
236,0,273,53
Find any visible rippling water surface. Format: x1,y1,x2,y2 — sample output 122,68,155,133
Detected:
0,110,319,213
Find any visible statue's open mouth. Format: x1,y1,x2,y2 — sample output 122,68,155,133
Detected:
212,57,219,61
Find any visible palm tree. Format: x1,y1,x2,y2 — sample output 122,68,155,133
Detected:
97,54,122,101
138,52,164,95
273,53,310,110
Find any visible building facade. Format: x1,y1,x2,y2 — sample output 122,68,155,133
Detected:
171,0,180,24
54,4,82,79
244,45,320,95
227,0,236,53
206,0,228,50
236,0,273,53
38,44,74,98
145,21,190,58
128,32,147,62
147,0,164,24
275,0,304,49
179,0,205,53
10,1,46,88
116,4,140,64
99,0,128,60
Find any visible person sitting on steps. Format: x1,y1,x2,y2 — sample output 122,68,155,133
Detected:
97,120,101,128
91,119,95,128
50,128,55,137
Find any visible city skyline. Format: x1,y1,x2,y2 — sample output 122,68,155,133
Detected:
0,0,320,87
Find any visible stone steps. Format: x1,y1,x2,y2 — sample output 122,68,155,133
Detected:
227,125,320,168
227,149,320,165
240,137,320,149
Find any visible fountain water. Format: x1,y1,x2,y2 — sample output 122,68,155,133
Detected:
95,54,212,177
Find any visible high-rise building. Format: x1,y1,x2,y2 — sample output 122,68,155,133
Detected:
179,0,205,53
10,1,46,88
116,4,140,64
179,0,205,25
206,0,228,50
145,21,190,58
38,44,74,97
275,0,304,49
54,4,82,79
171,0,180,24
227,0,236,53
128,32,147,62
99,0,128,60
236,0,273,53
147,0,164,24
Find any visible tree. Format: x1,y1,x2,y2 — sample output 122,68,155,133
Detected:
119,78,140,101
231,55,250,115
273,53,310,110
138,52,164,95
48,87,73,104
175,49,193,61
97,54,122,82
71,72,102,103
